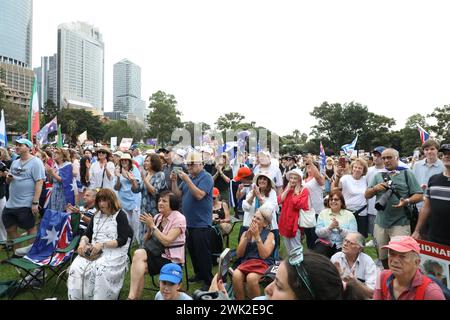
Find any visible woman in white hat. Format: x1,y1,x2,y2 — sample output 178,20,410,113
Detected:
279,168,311,253
114,152,142,245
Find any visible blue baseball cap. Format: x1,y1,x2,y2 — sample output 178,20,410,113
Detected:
15,138,33,149
372,146,386,155
159,263,182,284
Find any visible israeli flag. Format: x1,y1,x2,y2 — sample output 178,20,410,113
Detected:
341,135,358,155
0,110,6,146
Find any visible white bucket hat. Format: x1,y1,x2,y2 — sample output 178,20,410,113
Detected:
286,168,304,180
253,173,276,190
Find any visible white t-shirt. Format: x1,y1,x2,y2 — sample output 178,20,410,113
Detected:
253,163,283,189
304,177,324,214
241,189,278,229
155,291,193,300
89,161,116,190
366,166,384,216
340,175,368,216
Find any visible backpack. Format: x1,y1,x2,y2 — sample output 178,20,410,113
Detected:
380,270,433,300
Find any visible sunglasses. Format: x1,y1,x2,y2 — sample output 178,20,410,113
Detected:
288,245,315,299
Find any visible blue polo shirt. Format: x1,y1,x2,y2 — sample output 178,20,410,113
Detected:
180,170,213,228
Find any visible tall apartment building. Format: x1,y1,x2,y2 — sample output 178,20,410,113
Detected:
113,59,146,122
0,0,34,109
58,22,104,112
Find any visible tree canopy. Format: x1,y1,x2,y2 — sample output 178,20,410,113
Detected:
147,91,182,146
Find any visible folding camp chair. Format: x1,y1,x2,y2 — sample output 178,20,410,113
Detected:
147,245,190,292
5,209,80,299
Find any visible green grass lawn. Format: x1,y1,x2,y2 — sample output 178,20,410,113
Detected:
0,220,378,300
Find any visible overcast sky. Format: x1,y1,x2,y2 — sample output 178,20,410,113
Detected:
33,0,450,136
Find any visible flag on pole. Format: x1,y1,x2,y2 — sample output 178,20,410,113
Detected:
36,117,58,145
0,109,7,147
341,135,358,155
77,130,87,145
57,125,63,147
28,78,40,140
417,124,430,144
319,141,326,174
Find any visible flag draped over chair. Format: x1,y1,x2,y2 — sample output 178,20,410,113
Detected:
24,209,73,266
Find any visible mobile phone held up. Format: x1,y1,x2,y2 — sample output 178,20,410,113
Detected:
172,167,182,175
218,248,231,281
339,157,346,167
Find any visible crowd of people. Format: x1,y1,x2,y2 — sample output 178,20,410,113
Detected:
0,136,449,301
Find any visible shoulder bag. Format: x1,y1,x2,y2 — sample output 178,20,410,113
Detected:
298,188,317,228
403,170,420,232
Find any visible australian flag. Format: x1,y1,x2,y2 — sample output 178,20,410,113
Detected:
319,141,326,174
36,117,58,145
59,163,76,206
24,209,73,266
417,124,430,144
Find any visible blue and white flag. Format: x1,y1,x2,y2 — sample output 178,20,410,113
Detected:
0,109,7,147
341,135,358,155
319,141,326,174
24,209,73,266
417,124,430,144
36,117,58,145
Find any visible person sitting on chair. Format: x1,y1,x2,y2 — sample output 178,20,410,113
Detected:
66,188,98,235
232,206,275,300
127,191,186,300
67,189,133,300
154,263,192,300
212,187,232,235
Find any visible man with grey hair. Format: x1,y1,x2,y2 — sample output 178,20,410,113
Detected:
331,232,378,299
365,148,423,269
374,236,444,300
171,151,214,291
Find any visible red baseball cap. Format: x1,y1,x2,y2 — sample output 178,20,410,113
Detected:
382,236,421,254
213,187,220,198
234,167,253,182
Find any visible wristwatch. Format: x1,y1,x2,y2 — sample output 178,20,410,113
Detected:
32,201,39,205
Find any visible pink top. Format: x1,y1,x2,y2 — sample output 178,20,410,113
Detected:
155,210,186,264
374,269,445,300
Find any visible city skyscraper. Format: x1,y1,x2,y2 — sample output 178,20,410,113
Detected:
0,0,34,109
57,21,104,112
34,54,58,110
113,59,146,122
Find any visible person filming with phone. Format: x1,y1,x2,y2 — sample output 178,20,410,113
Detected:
171,151,214,291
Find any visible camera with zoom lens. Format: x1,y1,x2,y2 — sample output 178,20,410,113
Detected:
374,172,395,211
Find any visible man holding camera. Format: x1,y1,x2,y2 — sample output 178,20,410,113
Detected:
365,148,423,270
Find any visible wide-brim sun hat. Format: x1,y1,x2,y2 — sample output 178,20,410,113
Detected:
185,151,203,164
120,153,132,161
253,173,276,190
